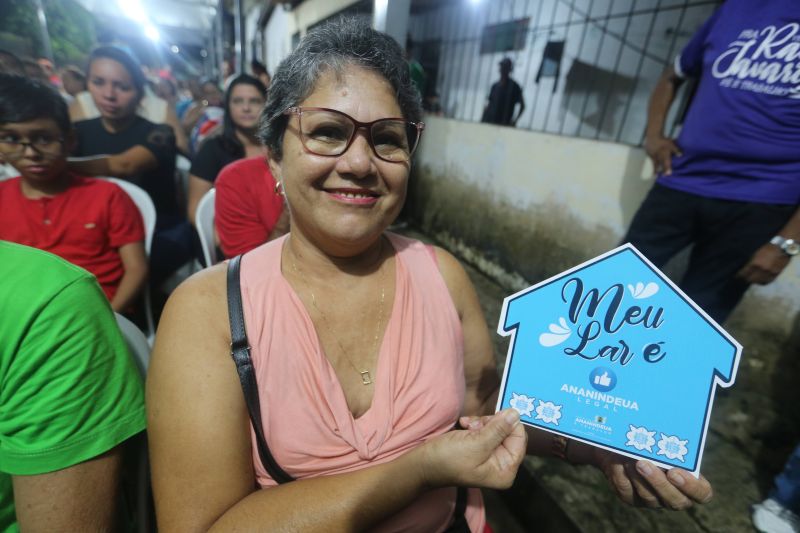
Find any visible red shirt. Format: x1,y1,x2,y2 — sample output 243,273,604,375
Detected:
0,175,145,301
215,157,284,258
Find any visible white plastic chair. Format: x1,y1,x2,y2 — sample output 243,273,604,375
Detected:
196,188,218,267
115,312,150,376
114,313,152,533
103,178,157,344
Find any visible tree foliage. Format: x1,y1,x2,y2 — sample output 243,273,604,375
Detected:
0,0,97,67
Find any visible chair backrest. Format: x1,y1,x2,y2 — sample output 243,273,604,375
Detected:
103,178,156,256
196,188,217,266
115,313,150,377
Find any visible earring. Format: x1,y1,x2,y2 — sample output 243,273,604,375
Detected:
274,181,284,195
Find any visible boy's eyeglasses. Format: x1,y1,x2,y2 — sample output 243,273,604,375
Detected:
0,135,65,158
283,107,424,163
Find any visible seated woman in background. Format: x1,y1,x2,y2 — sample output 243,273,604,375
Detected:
68,49,189,156
69,46,192,285
0,74,147,312
214,156,288,258
148,18,712,532
186,74,267,225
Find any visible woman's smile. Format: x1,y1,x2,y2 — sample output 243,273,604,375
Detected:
325,187,381,205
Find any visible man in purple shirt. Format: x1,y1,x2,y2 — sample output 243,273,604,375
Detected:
624,0,800,325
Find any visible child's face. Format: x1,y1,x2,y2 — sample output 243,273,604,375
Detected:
0,118,70,184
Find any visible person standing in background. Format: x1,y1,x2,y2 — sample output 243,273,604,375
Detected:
622,0,799,324
482,57,525,126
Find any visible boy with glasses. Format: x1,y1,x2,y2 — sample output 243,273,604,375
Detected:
0,74,147,312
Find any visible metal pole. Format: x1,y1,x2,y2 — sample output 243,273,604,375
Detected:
32,0,54,61
234,0,245,74
216,0,225,80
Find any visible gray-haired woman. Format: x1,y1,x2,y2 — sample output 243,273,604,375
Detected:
147,18,712,532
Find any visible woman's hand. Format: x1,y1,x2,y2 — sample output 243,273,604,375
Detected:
417,408,527,490
589,446,713,510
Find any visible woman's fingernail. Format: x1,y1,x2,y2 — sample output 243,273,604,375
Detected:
503,409,520,425
636,461,652,476
668,470,685,486
469,420,480,429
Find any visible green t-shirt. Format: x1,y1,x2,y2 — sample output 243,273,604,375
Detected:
0,242,146,532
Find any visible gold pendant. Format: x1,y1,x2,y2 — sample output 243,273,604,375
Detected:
360,370,372,385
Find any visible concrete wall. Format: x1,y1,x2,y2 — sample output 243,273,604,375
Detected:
408,116,800,339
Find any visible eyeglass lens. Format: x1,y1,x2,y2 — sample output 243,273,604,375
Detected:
297,109,418,162
0,134,63,157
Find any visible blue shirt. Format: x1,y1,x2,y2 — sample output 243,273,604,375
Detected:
658,0,800,205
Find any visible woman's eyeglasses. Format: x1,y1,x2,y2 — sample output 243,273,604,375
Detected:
284,107,424,163
0,134,64,158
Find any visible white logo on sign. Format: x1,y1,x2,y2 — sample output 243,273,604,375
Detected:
509,392,535,417
626,425,656,452
535,401,563,425
539,317,572,347
594,371,612,387
657,433,689,462
627,281,659,299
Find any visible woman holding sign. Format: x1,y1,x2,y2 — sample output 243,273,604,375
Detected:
147,18,711,531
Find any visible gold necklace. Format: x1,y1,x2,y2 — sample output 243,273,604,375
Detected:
289,241,386,386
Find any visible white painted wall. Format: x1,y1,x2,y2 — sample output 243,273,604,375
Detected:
414,116,800,335
262,0,362,74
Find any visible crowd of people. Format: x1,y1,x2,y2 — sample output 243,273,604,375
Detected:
0,1,797,531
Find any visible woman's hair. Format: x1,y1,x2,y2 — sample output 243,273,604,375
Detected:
0,74,71,134
87,46,147,102
220,73,267,157
258,17,422,161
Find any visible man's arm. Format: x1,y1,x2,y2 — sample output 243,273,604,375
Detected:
738,205,800,285
12,449,122,532
513,93,526,126
644,66,685,176
110,242,148,312
4,268,145,532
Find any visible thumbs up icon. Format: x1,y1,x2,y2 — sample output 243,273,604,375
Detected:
594,372,611,387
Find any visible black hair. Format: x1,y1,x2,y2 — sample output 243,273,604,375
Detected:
250,59,268,76
220,74,267,157
87,45,147,100
0,73,71,134
0,49,24,75
258,17,422,161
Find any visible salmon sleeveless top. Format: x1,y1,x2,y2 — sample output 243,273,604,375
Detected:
240,232,486,532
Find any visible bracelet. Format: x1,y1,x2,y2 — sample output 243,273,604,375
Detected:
551,435,571,461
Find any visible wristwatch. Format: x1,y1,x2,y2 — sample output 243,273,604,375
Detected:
770,236,800,257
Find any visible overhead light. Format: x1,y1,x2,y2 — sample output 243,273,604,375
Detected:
117,0,147,22
144,24,160,42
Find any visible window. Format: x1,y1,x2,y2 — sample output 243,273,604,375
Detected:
480,18,529,55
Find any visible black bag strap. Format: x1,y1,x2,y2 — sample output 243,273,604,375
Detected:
443,486,469,532
227,254,295,484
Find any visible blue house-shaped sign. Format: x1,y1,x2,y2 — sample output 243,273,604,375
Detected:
496,244,741,476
